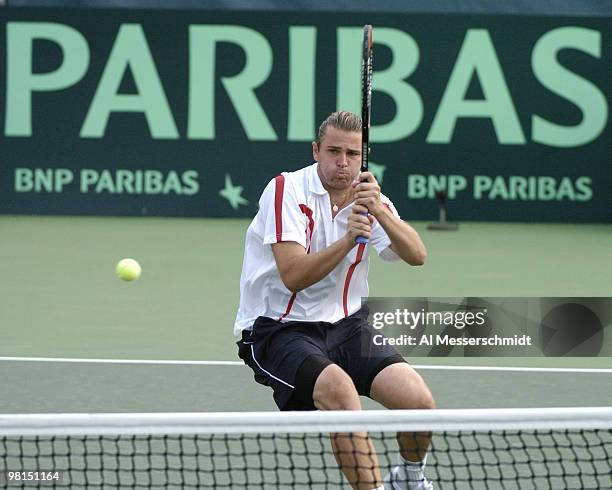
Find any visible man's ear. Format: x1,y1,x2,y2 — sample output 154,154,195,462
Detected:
312,141,319,162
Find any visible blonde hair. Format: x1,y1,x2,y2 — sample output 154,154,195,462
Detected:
316,111,361,143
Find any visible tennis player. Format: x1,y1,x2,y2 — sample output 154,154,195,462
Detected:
235,111,435,490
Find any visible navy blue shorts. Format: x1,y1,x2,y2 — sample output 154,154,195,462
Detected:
237,306,405,411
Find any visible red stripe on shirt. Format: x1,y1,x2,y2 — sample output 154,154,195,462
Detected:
274,175,285,242
343,243,366,317
278,204,315,321
279,292,297,321
299,204,315,253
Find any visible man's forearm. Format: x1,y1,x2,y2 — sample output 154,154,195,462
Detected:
279,236,354,293
375,208,427,265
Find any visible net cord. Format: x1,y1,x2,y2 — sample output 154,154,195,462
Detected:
1,407,612,437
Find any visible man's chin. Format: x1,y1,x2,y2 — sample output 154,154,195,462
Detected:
331,181,352,190
333,176,353,186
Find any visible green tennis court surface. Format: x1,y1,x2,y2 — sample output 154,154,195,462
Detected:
1,216,611,413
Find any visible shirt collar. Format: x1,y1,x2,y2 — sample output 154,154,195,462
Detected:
308,162,328,195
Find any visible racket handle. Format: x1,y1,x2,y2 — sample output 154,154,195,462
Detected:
355,211,369,244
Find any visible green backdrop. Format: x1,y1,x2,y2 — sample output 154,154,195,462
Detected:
1,9,610,221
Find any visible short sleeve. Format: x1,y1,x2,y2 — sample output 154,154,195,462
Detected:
261,175,307,248
370,195,402,262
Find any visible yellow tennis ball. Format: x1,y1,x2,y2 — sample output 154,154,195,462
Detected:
116,258,142,282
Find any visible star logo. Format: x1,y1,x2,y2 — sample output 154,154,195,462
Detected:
369,161,386,184
219,174,249,210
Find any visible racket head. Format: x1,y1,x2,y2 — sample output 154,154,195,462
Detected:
361,24,373,173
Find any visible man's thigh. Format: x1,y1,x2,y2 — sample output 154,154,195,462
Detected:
330,318,406,397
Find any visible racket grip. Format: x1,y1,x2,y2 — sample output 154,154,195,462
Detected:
355,211,369,244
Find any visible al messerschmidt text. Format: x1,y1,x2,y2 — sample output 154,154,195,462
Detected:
374,334,532,347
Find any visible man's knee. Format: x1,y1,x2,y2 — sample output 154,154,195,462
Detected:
415,383,436,410
313,364,361,411
371,362,436,410
400,369,435,410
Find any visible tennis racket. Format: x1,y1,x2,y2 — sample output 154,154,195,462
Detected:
356,24,373,245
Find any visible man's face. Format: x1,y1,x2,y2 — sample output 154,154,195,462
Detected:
313,127,362,191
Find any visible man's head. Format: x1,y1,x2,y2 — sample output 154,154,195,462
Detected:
313,111,362,192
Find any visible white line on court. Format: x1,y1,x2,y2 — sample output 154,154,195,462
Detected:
1,357,612,373
0,357,243,366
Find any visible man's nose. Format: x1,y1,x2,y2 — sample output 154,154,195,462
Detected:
336,152,348,166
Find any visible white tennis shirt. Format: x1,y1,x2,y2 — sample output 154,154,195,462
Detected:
234,162,401,336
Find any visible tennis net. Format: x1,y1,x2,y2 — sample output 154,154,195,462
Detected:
1,407,611,489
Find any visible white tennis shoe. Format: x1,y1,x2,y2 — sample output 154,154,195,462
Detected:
383,466,434,490
383,464,434,490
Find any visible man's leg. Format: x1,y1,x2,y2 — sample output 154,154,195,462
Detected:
370,363,435,489
370,362,435,460
313,363,383,490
